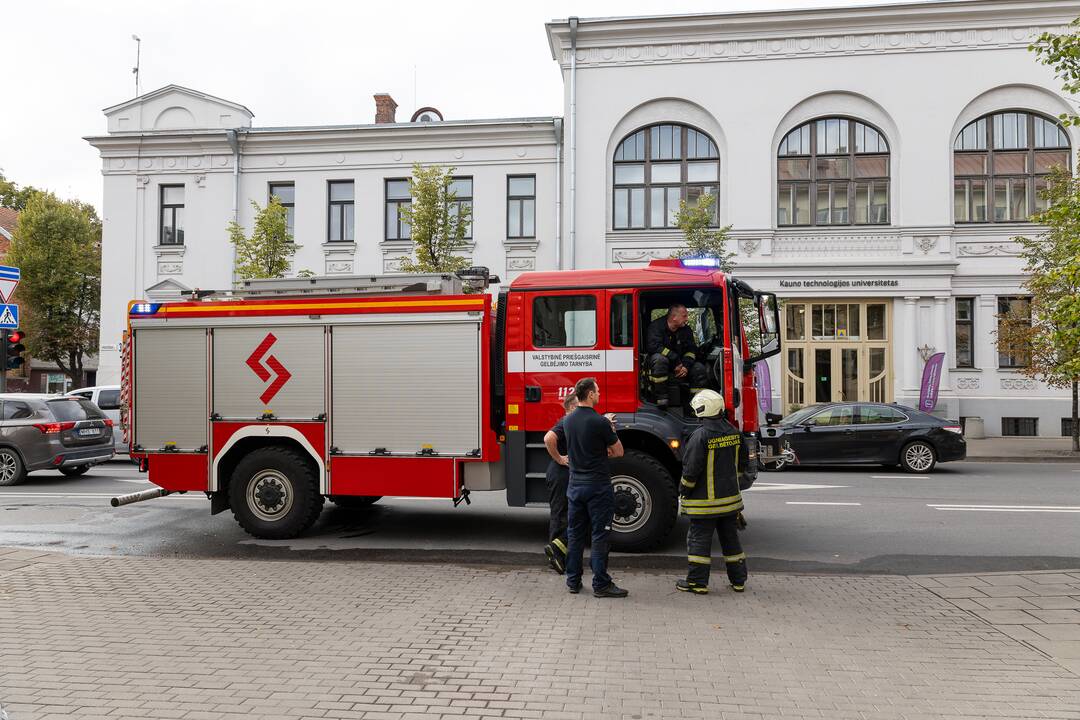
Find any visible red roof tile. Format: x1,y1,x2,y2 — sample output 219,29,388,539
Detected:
0,207,18,238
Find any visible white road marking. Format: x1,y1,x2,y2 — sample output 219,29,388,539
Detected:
928,504,1080,513
748,482,847,492
785,501,862,506
871,475,930,480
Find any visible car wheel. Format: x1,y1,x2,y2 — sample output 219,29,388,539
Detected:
59,465,90,477
609,450,677,553
900,441,936,473
229,446,324,539
329,495,381,509
0,448,25,486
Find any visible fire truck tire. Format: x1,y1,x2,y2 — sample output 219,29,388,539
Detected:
229,446,324,539
329,495,382,509
609,450,677,554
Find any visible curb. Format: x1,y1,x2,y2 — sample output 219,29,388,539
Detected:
961,456,1080,463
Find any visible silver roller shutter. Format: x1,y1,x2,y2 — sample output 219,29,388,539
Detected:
134,327,208,451
213,326,326,420
332,322,481,455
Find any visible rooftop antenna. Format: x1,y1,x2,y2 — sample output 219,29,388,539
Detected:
132,34,141,97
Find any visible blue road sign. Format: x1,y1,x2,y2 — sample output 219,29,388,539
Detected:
0,304,19,329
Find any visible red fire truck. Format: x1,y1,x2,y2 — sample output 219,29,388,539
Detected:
118,259,781,552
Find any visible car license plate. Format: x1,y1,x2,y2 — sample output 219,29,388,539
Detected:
78,428,99,436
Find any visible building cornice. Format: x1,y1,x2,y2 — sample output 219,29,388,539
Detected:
546,0,1077,68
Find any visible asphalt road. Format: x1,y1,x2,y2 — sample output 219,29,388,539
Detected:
1,459,1078,574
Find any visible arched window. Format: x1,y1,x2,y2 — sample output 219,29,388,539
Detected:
612,123,719,230
777,117,890,227
953,111,1070,223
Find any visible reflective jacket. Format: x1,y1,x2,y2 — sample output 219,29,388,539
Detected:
645,317,700,368
679,417,746,517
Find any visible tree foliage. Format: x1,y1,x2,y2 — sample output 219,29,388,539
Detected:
1031,18,1080,126
670,193,735,271
998,165,1080,451
0,170,41,211
397,163,472,274
8,191,101,388
229,198,298,280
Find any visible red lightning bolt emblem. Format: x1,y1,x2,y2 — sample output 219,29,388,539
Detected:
245,333,292,405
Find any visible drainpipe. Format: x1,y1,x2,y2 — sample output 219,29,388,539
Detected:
568,16,578,270
226,129,242,287
553,118,564,270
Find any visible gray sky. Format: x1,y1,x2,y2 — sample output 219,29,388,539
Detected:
2,0,907,212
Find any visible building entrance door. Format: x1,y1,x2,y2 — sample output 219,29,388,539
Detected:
781,300,891,415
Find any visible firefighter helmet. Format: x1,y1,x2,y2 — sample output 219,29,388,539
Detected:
690,389,724,418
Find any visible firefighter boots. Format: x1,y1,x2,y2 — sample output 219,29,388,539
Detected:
676,579,708,595
544,540,567,574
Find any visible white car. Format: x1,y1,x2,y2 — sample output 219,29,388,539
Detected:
66,385,125,455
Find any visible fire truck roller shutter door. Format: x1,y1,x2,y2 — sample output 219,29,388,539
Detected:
332,321,481,456
213,326,326,420
134,327,208,451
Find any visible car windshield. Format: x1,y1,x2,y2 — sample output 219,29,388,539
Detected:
781,406,821,425
47,398,105,422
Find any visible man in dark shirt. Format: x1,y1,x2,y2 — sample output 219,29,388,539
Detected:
542,393,578,574
559,377,628,598
646,304,708,407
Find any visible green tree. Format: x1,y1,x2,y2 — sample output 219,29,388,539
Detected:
997,165,1080,453
397,163,472,274
670,193,734,271
0,170,41,211
229,197,298,280
1031,18,1080,126
8,191,101,388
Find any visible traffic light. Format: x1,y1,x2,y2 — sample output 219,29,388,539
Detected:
5,330,25,370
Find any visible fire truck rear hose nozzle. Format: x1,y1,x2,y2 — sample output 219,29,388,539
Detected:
110,488,174,507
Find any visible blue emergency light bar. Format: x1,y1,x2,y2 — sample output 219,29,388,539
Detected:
130,303,161,316
680,257,722,268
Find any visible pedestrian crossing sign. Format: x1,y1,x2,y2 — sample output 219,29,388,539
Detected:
0,304,19,329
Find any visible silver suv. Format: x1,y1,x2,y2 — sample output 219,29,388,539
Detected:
0,394,115,486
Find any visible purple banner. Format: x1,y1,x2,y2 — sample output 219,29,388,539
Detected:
755,361,772,416
919,352,946,412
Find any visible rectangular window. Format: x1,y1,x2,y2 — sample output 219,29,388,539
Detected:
867,303,886,340
450,177,473,239
785,304,806,341
610,294,633,347
506,175,535,239
1063,417,1075,437
269,182,295,238
1002,417,1038,436
533,295,597,348
997,296,1031,368
327,181,354,242
159,185,184,245
953,181,969,222
385,179,411,240
955,298,974,368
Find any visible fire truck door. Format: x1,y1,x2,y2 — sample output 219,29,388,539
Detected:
213,326,326,421
520,291,605,432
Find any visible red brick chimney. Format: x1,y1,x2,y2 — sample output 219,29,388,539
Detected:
374,93,398,124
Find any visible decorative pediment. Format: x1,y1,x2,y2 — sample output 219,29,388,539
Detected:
103,84,253,133
144,278,191,300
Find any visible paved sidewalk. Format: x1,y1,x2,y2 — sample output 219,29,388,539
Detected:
1,549,1079,720
964,437,1080,463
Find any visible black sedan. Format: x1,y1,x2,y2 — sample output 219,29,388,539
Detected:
758,402,966,473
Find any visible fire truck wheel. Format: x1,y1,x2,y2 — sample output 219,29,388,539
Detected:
329,495,382,509
229,446,324,539
608,450,676,554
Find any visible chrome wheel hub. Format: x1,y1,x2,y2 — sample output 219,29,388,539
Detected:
905,444,933,472
0,452,16,483
247,470,293,521
611,475,652,533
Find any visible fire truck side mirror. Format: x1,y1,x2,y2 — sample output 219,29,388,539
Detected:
747,292,781,364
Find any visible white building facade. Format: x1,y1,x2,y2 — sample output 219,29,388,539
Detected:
88,0,1079,438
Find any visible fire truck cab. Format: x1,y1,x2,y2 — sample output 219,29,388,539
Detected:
498,258,780,551
121,259,779,552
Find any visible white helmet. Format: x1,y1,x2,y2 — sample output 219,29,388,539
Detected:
690,389,725,418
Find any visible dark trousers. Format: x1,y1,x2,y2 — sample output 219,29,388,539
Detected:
686,514,747,587
545,464,569,557
647,354,709,403
565,482,615,591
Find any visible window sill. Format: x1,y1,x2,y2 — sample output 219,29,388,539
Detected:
951,367,981,373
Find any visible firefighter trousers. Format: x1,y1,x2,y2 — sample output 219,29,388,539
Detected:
647,353,708,404
686,514,747,587
545,463,569,560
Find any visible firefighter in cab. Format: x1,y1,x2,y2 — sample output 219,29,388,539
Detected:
677,389,748,595
645,304,708,408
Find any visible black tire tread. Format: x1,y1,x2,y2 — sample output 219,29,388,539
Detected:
610,449,677,554
59,465,90,477
229,446,324,539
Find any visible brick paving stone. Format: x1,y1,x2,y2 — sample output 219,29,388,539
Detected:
0,551,1078,720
